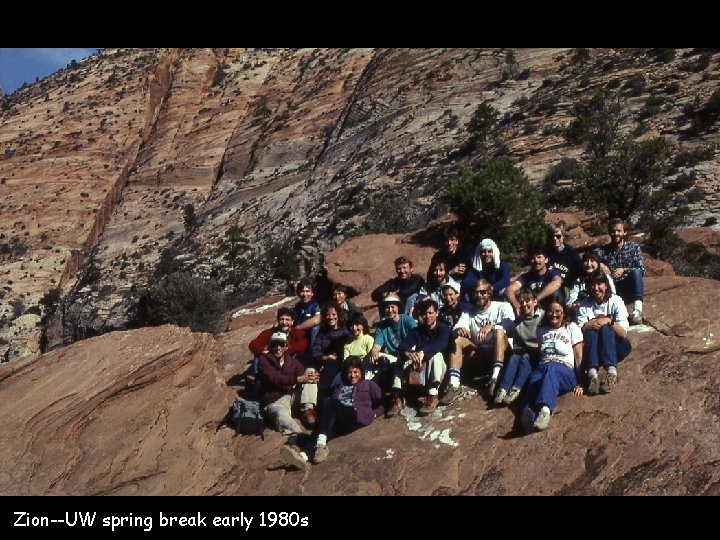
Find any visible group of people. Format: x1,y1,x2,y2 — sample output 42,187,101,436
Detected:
247,219,643,469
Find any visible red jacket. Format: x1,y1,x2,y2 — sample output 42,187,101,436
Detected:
257,352,305,408
248,326,308,356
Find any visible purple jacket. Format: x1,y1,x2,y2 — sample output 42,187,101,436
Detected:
331,379,384,426
257,352,305,408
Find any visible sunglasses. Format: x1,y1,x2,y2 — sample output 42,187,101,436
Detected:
552,234,563,239
475,290,490,295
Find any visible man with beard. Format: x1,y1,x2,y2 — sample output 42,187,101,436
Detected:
594,218,645,325
440,280,515,405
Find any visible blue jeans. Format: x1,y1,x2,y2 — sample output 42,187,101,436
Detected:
615,268,644,303
524,361,577,412
583,325,632,369
499,352,533,391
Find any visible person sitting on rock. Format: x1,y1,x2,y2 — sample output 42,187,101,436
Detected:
575,269,632,396
369,293,418,414
566,250,616,313
249,307,308,360
520,297,584,434
371,256,425,314
546,223,583,298
494,289,543,406
257,332,320,436
291,277,322,351
405,259,454,317
248,307,309,396
594,217,646,325
440,280,515,406
332,283,363,321
429,225,473,283
438,280,473,329
506,244,564,314
396,299,451,416
463,238,511,302
280,356,384,469
311,301,350,399
343,313,375,370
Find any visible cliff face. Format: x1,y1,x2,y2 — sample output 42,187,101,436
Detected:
1,48,719,359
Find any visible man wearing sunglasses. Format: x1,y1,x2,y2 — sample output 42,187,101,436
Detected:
440,280,515,405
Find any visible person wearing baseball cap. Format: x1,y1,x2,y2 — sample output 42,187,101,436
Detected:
256,331,319,437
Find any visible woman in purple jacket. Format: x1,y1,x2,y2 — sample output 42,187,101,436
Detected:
281,356,384,469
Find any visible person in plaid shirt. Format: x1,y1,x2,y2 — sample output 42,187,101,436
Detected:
594,218,645,325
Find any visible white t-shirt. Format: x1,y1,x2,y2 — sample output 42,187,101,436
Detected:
454,301,515,346
575,294,629,331
537,322,583,369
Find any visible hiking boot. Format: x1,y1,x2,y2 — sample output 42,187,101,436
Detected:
439,384,461,406
418,395,438,416
300,408,317,429
533,405,551,431
630,309,643,325
280,445,309,471
521,407,535,435
486,377,497,398
504,387,521,405
313,444,329,464
600,372,617,394
386,396,403,418
494,388,507,405
587,375,600,396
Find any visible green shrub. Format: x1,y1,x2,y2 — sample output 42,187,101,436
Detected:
267,240,300,282
466,101,499,142
365,188,412,234
183,204,197,231
144,272,226,333
443,156,545,267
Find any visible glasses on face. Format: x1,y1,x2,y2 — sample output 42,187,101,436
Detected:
475,289,490,296
270,342,287,348
552,234,563,239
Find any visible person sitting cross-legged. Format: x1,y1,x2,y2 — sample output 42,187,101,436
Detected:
440,279,515,406
575,269,632,395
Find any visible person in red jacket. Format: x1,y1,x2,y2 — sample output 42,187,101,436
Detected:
257,332,319,436
248,307,308,358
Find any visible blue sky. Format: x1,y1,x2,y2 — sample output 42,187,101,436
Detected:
0,48,99,95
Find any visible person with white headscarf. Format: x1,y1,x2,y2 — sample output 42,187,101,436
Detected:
462,238,511,302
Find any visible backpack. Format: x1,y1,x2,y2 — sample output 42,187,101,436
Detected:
228,395,265,438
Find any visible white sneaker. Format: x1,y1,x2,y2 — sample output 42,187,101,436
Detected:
504,387,522,404
280,446,310,471
630,309,643,325
494,388,507,405
533,405,551,431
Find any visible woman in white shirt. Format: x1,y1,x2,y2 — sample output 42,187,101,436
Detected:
575,269,632,396
521,297,584,434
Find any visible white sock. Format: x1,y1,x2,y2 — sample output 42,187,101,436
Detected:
316,434,327,447
491,364,502,379
428,387,439,396
633,300,643,312
588,368,598,378
449,368,461,388
298,451,309,462
608,366,617,375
